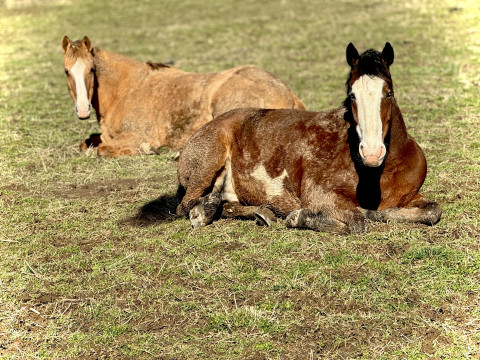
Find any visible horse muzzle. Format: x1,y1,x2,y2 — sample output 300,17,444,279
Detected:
74,103,92,119
359,143,386,167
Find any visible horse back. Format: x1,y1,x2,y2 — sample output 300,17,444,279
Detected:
208,66,306,118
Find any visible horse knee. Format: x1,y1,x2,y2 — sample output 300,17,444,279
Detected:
418,201,442,225
348,212,367,234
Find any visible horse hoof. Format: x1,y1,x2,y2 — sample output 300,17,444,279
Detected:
189,205,208,228
285,210,300,228
188,192,222,228
254,207,275,227
285,209,312,228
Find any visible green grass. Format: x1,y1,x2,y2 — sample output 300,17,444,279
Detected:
1,0,480,359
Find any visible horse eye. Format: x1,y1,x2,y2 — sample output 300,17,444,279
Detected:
89,67,94,74
386,90,394,99
64,69,69,76
349,93,356,101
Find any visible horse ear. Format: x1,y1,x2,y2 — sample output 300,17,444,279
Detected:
62,35,70,53
82,36,92,51
346,43,359,68
381,42,394,67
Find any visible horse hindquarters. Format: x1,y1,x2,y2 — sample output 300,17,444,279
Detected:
176,110,250,225
176,140,228,219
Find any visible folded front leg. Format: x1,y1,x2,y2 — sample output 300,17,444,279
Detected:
365,193,442,225
285,208,366,234
96,132,156,157
288,189,367,234
221,202,276,226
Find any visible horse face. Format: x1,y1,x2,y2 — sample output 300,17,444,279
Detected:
62,36,94,119
346,43,394,167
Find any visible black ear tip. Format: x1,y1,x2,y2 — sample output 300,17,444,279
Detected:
346,42,358,54
382,42,394,64
346,43,360,67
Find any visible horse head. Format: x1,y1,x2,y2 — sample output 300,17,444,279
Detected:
62,35,94,119
345,42,395,167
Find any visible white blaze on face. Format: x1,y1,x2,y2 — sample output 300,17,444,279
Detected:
70,59,91,118
251,164,288,200
351,75,387,167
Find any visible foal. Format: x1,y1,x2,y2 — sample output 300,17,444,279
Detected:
62,36,306,157
176,43,441,233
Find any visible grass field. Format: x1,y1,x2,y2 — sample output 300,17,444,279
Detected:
1,0,480,358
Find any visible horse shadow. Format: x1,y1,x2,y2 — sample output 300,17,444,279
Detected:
124,193,180,227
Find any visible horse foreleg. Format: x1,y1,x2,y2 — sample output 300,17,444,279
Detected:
221,202,276,226
365,193,442,225
287,191,367,234
285,208,367,234
285,209,347,234
96,132,156,157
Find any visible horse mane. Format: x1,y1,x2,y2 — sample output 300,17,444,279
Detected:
346,49,391,88
357,49,389,77
146,61,172,70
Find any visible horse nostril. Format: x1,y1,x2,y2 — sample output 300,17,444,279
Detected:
88,103,92,111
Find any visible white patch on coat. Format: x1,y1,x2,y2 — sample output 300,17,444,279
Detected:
213,157,239,202
70,59,90,113
351,75,385,156
251,164,287,200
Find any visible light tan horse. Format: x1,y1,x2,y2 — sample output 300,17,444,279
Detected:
62,36,306,157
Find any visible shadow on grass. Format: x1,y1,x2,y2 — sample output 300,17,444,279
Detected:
123,193,180,227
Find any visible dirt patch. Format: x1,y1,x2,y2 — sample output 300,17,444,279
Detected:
1,184,29,192
52,179,140,199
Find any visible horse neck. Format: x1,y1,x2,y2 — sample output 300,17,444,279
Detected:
387,100,409,156
346,100,409,209
92,48,142,114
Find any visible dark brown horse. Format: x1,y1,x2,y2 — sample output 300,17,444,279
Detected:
175,43,441,234
61,36,306,157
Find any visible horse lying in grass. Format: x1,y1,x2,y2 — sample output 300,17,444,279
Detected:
61,35,306,157
175,42,442,234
